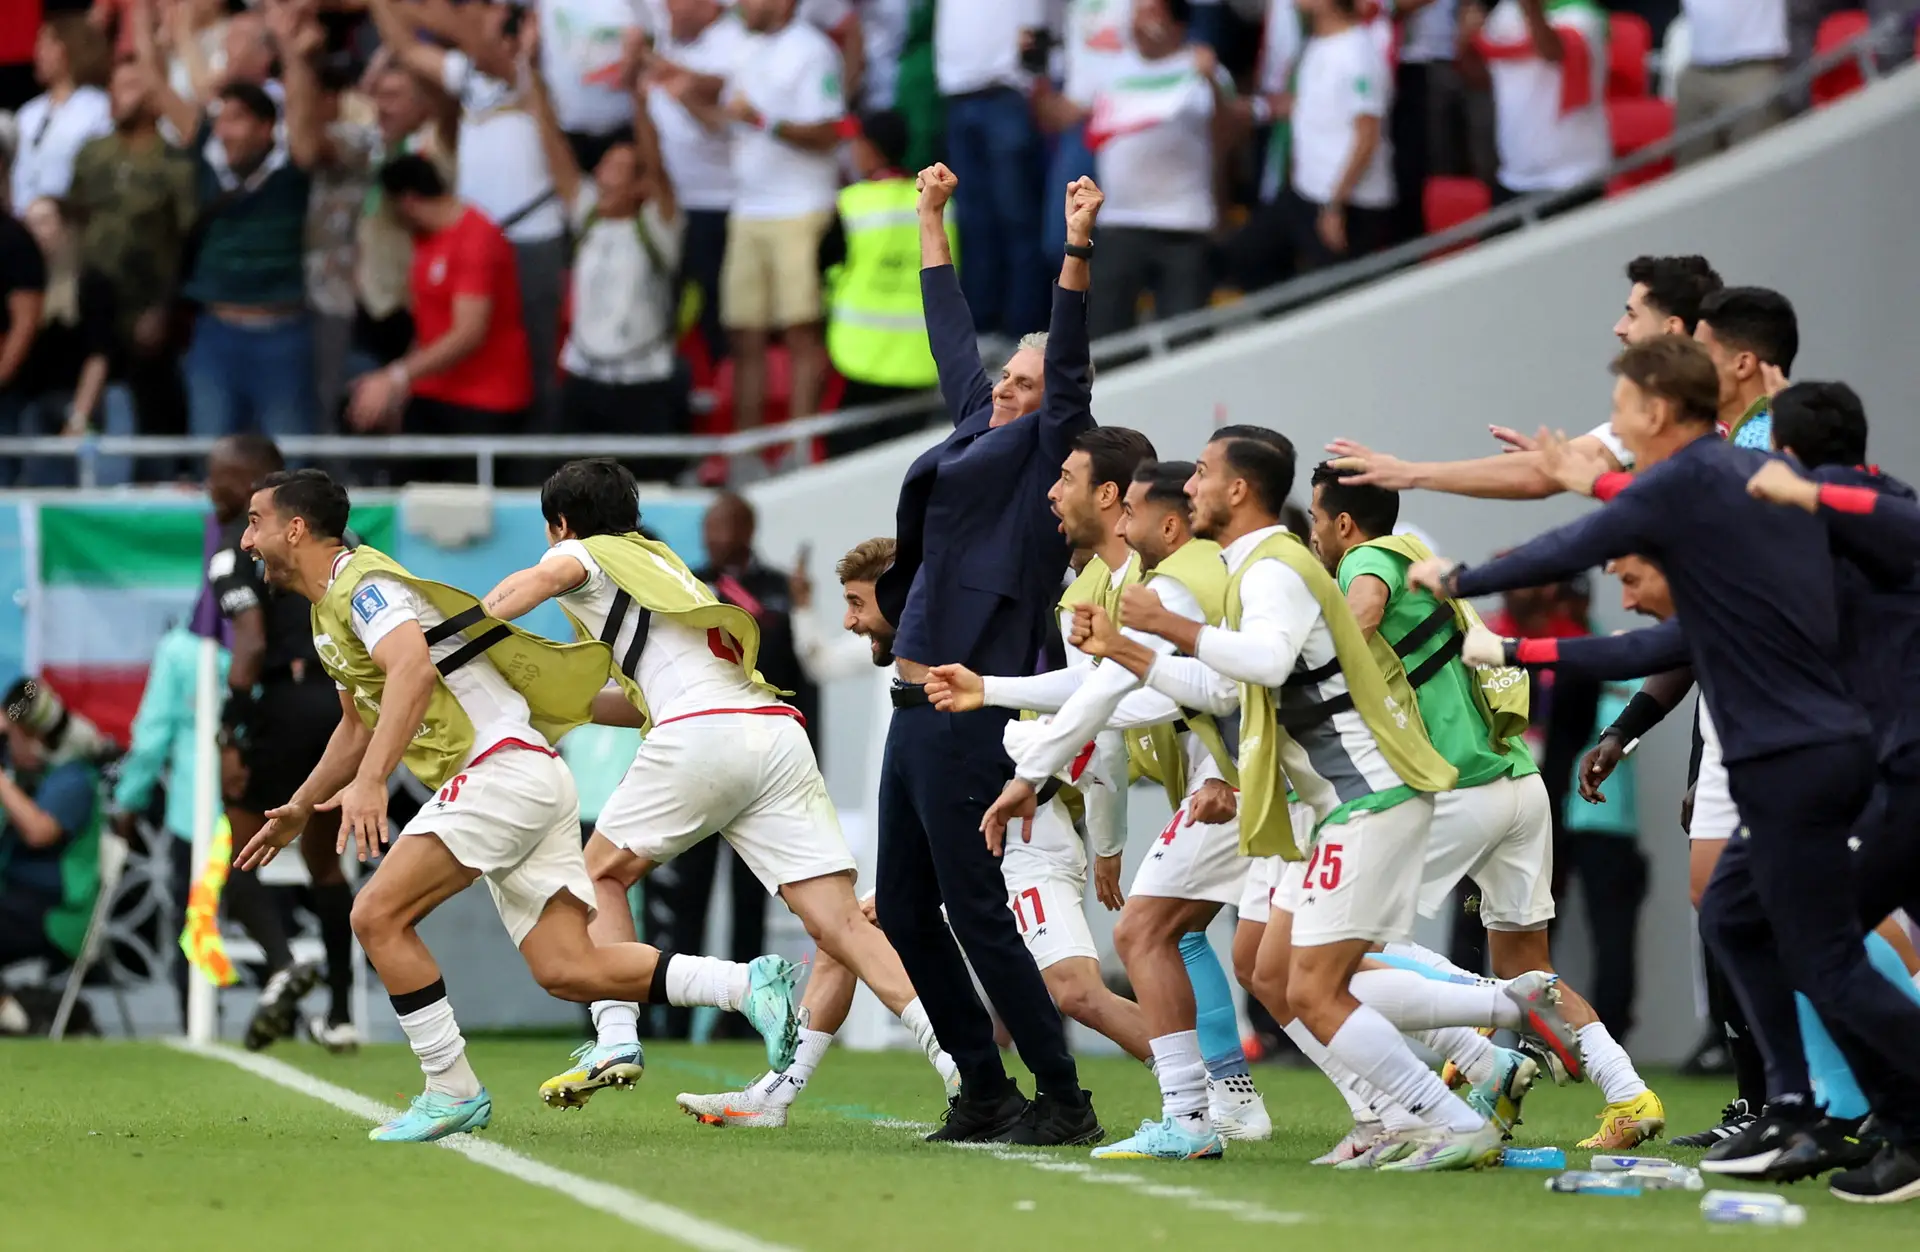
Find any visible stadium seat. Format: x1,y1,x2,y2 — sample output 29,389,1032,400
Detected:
1811,10,1870,107
1423,176,1492,236
1607,13,1652,99
1604,98,1676,195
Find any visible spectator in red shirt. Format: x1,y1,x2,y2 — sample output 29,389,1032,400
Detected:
347,154,533,458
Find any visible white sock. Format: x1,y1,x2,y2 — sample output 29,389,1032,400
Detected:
396,995,481,1099
1577,1022,1648,1104
899,997,942,1065
1148,1030,1210,1126
1284,1017,1390,1123
1419,1026,1497,1086
591,1000,640,1048
1349,968,1522,1032
1381,940,1479,981
755,1028,833,1106
663,955,750,1011
1326,1005,1484,1133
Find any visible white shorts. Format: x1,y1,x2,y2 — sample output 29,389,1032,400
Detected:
1237,855,1284,922
402,746,594,947
595,710,857,891
1005,873,1098,969
1273,858,1309,915
1238,800,1317,921
1417,772,1556,930
1132,803,1246,906
1691,703,1739,841
1290,795,1436,948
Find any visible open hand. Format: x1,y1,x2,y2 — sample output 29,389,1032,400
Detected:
347,369,405,431
1407,557,1458,597
1093,853,1125,911
1323,439,1418,490
1746,458,1819,513
1578,735,1626,803
320,776,390,862
916,162,958,216
925,663,985,712
1536,427,1611,497
236,800,311,871
1489,425,1537,454
981,778,1038,857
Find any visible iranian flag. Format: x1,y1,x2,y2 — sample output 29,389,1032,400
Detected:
24,500,395,743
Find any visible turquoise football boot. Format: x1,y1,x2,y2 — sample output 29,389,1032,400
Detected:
1091,1117,1225,1162
370,1089,493,1142
742,955,802,1072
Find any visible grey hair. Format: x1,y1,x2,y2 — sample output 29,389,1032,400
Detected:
1008,332,1095,383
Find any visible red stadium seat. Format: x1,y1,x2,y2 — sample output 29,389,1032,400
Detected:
1423,176,1492,234
1607,13,1652,99
1604,98,1675,195
1811,10,1871,107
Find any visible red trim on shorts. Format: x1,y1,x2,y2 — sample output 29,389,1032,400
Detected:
652,705,807,729
469,737,561,767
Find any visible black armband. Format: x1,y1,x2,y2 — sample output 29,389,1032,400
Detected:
1604,690,1669,744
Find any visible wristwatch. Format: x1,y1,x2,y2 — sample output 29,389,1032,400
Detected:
1064,241,1094,260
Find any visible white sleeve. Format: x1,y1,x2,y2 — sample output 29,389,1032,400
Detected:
1009,659,1149,785
1144,653,1239,714
1349,42,1388,119
441,48,474,99
793,613,876,683
1192,560,1317,687
1585,421,1634,470
347,575,422,652
982,667,1087,714
786,36,847,124
1081,731,1130,859
541,538,601,593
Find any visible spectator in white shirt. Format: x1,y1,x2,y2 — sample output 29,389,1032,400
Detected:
537,0,649,171
1287,0,1396,271
1457,0,1609,208
1675,0,1788,167
1085,0,1229,338
935,0,1049,337
800,0,872,105
10,16,114,214
1034,0,1132,263
720,0,847,466
527,29,688,475
364,0,569,435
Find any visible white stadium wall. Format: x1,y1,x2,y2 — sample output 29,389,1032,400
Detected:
752,64,1920,1063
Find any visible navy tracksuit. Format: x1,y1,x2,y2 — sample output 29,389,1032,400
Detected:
1457,437,1920,1139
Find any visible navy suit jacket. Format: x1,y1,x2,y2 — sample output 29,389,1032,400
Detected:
877,265,1094,677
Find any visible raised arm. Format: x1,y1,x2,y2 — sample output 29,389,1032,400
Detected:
914,163,992,424
522,40,584,211
131,0,203,148
269,4,337,169
366,0,453,88
1037,178,1100,465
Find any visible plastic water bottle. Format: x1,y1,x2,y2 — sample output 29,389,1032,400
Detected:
1700,1191,1806,1226
1590,1154,1676,1172
1546,1171,1643,1196
1502,1147,1567,1169
1625,1163,1704,1192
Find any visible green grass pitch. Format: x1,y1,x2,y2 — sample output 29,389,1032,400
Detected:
5,1040,1915,1251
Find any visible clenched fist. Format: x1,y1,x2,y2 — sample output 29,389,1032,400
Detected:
1064,175,1103,246
916,162,958,217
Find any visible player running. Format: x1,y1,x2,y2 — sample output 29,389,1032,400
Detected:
479,460,953,1116
236,470,799,1142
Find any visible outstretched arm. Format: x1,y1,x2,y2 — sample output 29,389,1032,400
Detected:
1325,432,1625,500
1750,459,1920,571
1498,616,1691,681
914,163,991,425
482,553,587,620
1037,178,1100,467
1436,488,1657,601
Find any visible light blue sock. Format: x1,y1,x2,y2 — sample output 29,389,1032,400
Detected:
1181,931,1248,1080
1797,932,1920,1120
1370,950,1484,987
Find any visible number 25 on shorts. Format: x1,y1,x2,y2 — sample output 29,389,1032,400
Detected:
1302,841,1343,892
435,773,468,806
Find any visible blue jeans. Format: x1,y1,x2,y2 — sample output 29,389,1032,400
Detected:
12,387,140,487
1042,122,1097,265
184,312,317,440
944,87,1047,337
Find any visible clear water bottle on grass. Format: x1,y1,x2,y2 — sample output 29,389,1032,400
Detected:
1700,1191,1806,1226
1546,1171,1643,1196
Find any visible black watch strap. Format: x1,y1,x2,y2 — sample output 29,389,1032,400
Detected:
1064,241,1094,260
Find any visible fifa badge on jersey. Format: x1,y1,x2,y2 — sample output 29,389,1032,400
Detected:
352,586,388,624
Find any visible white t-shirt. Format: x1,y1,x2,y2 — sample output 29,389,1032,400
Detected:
1682,0,1788,67
1062,0,1134,107
857,0,911,109
1090,46,1224,233
1481,0,1610,193
563,190,685,384
1398,0,1458,65
10,87,114,210
538,0,646,135
936,0,1043,95
1290,26,1395,209
442,50,567,243
545,539,779,724
1586,420,1634,469
647,12,751,212
727,21,847,220
332,557,546,766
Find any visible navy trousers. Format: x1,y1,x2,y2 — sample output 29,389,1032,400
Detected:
1704,736,1920,1140
874,700,1078,1097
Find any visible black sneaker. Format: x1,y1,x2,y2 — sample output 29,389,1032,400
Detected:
1759,1116,1882,1183
925,1085,1029,1143
1830,1142,1920,1204
244,961,320,1051
1001,1088,1104,1147
1700,1107,1811,1175
1672,1098,1757,1148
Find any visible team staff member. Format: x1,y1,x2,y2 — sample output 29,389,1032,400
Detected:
204,435,356,1052
873,165,1103,1147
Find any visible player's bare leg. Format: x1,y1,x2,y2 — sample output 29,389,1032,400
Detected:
1043,955,1152,1062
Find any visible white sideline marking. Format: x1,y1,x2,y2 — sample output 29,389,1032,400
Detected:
164,1039,796,1252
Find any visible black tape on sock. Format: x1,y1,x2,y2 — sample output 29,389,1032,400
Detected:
389,977,449,1019
647,954,678,1006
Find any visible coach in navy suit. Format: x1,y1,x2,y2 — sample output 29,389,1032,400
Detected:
872,165,1103,1145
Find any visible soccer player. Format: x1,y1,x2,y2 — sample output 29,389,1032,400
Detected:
236,470,799,1143
1075,428,1568,1172
1306,463,1664,1149
478,460,952,1115
1411,338,1920,1203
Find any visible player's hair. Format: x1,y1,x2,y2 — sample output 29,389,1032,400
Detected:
1132,459,1194,509
1697,286,1799,374
1074,427,1157,497
1624,255,1722,332
1610,335,1720,426
1771,381,1868,470
218,81,279,125
836,537,897,585
541,458,641,538
379,152,448,200
858,109,909,168
1209,425,1296,515
218,432,285,476
259,469,350,540
1310,461,1400,537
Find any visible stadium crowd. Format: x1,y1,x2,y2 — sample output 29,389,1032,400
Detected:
1,0,1911,489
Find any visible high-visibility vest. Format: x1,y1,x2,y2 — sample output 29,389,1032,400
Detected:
827,178,951,389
